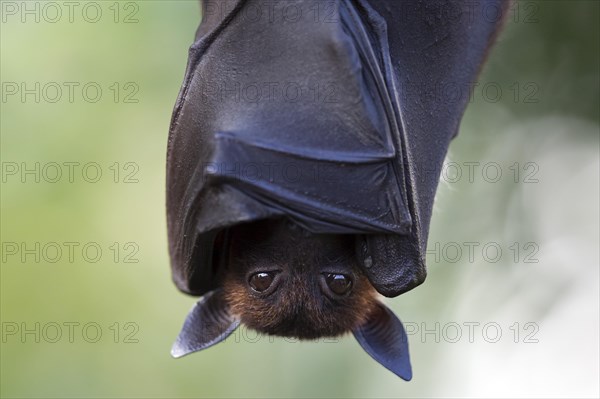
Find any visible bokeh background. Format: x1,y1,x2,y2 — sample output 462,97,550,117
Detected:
1,1,598,398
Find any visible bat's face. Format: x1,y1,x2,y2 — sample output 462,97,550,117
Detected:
222,219,378,339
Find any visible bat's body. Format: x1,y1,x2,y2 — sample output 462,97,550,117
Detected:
167,0,507,380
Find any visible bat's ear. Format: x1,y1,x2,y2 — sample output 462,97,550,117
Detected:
352,302,412,381
171,290,240,358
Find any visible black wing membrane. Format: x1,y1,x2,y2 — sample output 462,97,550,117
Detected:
167,0,507,297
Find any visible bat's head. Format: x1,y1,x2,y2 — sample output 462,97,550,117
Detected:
222,218,377,339
171,218,413,380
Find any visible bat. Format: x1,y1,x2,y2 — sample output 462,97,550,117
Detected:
166,0,507,380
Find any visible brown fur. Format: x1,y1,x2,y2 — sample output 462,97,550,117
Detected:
222,218,379,339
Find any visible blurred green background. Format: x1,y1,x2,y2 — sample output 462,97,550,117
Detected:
1,1,598,398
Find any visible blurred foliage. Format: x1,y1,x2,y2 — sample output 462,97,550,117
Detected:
1,1,598,398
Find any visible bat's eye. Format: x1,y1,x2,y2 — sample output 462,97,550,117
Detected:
249,272,276,293
324,273,352,296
